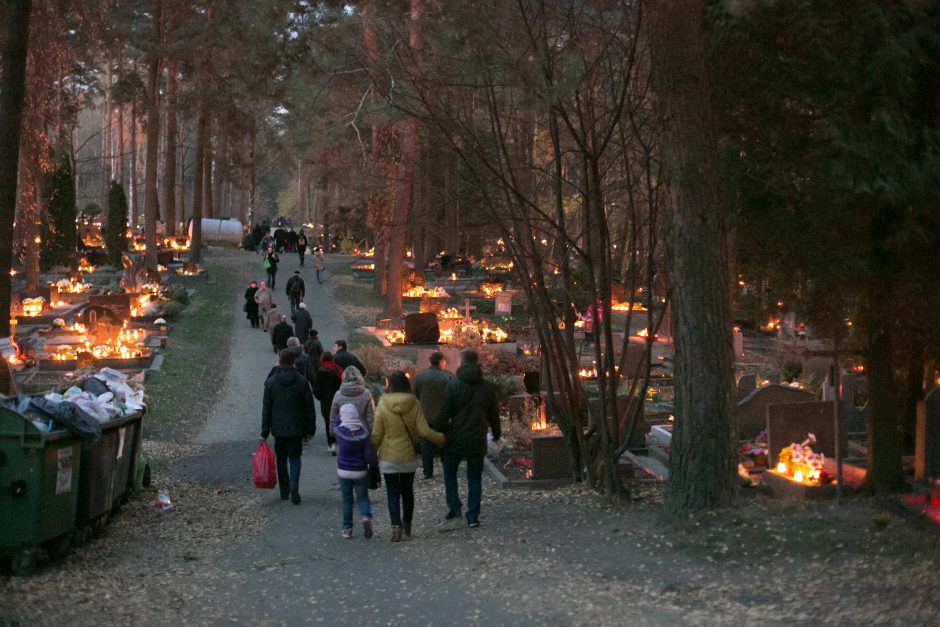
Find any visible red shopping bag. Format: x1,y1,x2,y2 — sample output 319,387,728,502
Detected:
252,440,277,489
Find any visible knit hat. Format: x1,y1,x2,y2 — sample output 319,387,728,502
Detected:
339,403,362,431
299,302,306,309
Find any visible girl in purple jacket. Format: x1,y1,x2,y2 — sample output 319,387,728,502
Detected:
335,403,378,539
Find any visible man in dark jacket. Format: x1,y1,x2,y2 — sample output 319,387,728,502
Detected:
261,349,316,504
437,349,501,527
272,315,293,353
413,351,454,479
285,270,305,318
286,337,316,388
292,302,313,343
333,339,367,377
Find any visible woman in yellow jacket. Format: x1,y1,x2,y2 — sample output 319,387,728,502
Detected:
371,371,446,542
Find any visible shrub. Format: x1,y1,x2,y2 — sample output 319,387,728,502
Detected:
161,283,190,305
358,345,386,381
106,182,129,267
782,361,803,383
160,301,185,320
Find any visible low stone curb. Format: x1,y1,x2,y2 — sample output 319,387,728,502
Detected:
483,456,573,490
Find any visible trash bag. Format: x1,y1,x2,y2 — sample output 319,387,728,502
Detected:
252,440,277,489
24,396,102,445
81,376,109,396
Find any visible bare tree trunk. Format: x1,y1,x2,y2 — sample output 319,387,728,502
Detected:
100,53,113,211
163,61,177,236
190,99,207,263
203,126,214,219
0,0,31,337
648,0,736,515
212,129,225,217
129,82,138,229
143,0,162,270
176,118,186,229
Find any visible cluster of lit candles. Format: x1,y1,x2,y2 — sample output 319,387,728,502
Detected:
402,286,449,298
478,282,504,297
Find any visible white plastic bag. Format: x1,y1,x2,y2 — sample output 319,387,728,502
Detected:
487,432,504,457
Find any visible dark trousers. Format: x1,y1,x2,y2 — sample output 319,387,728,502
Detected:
383,472,415,527
298,249,305,265
443,452,484,524
273,436,303,496
421,439,440,478
267,269,277,289
320,400,335,446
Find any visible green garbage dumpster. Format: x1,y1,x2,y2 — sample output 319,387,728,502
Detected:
0,407,82,574
76,409,145,534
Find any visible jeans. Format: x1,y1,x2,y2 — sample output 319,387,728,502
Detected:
421,439,440,477
289,297,300,318
274,436,303,496
338,476,371,529
383,472,415,527
315,269,324,283
267,269,277,289
443,452,484,523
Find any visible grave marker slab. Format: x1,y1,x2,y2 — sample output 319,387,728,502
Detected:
735,384,815,440
494,292,513,315
531,435,569,480
766,401,837,462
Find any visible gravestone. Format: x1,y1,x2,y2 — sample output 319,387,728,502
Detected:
621,343,646,379
588,396,645,449
736,374,757,401
494,292,512,315
846,404,868,436
531,435,569,480
916,389,940,483
766,401,837,462
404,312,439,344
732,328,744,358
735,384,815,440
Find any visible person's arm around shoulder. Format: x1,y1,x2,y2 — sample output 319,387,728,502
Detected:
415,403,445,447
370,402,386,450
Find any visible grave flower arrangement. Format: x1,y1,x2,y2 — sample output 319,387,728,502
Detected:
741,429,769,467
774,433,832,485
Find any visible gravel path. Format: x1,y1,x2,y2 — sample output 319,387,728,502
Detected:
5,249,940,626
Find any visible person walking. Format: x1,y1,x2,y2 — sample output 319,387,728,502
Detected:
335,403,377,539
329,366,375,436
292,302,313,343
286,270,305,318
244,281,261,329
255,281,273,330
304,329,323,369
272,314,293,353
264,302,282,335
264,245,280,289
286,337,316,389
437,349,501,528
260,349,316,504
313,352,343,454
371,371,445,542
413,351,454,479
312,247,326,283
333,339,367,377
297,230,307,266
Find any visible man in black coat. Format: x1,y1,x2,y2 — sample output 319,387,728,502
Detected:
260,349,316,504
332,339,367,377
286,337,316,388
272,315,293,353
437,349,501,527
285,270,305,318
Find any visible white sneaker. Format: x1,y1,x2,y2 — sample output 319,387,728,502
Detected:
330,444,337,456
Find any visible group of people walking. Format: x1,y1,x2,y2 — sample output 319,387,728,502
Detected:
260,341,501,540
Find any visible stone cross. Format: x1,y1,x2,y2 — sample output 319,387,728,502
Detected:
461,298,477,321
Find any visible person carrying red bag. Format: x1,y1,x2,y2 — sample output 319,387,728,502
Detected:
260,348,316,504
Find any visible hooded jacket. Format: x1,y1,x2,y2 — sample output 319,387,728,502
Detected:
335,414,378,475
329,367,375,431
438,364,501,457
371,392,445,463
261,366,315,439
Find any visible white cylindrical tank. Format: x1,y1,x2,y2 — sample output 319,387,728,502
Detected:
189,218,244,246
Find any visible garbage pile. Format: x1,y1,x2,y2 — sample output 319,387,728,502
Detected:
0,367,146,445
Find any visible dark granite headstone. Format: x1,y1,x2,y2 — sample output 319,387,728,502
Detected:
736,374,757,401
404,312,439,344
766,401,837,461
531,435,569,480
735,385,815,440
846,404,868,435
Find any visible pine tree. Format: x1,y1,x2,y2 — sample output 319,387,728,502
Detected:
40,155,77,271
106,181,129,267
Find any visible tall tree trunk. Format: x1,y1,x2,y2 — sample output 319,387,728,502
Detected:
247,125,256,226
129,88,138,228
163,61,177,236
190,99,207,263
143,1,162,270
863,286,905,491
648,0,737,515
176,118,186,228
0,0,31,338
116,101,125,186
100,53,113,211
203,128,213,219
213,131,225,217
